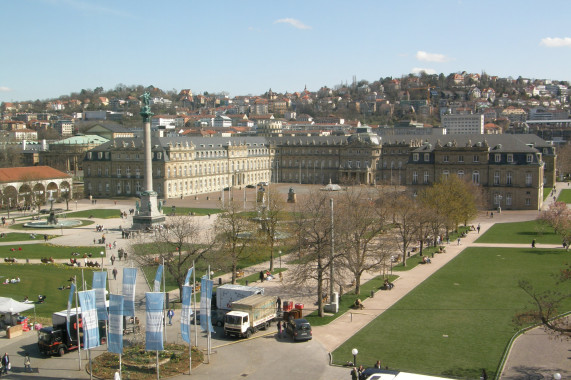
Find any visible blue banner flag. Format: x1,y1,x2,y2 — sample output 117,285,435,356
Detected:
92,271,108,321
108,294,124,354
122,268,137,317
199,277,214,333
66,282,76,339
145,292,164,351
181,285,193,344
154,264,163,292
78,290,100,349
184,267,194,286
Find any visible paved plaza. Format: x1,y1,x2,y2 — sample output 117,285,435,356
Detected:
0,184,568,379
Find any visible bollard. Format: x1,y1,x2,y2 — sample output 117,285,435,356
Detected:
245,280,249,286
206,196,209,200
218,277,222,285
370,290,374,298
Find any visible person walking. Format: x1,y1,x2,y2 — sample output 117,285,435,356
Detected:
2,353,10,374
110,255,115,266
457,237,461,245
167,309,174,325
477,224,481,234
351,367,358,380
24,352,31,372
532,239,536,248
277,320,282,338
112,268,118,280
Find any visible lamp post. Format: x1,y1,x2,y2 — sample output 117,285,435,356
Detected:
279,250,282,270
553,374,561,380
75,200,78,210
351,348,358,367
60,223,63,235
100,251,104,267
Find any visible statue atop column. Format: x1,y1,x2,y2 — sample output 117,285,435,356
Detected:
140,92,154,122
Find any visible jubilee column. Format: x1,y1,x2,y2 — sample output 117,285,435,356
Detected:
132,92,166,229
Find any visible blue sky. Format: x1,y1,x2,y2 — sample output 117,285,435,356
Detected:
2,0,571,103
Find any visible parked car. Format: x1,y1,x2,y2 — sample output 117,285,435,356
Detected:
285,318,312,341
191,309,227,327
257,182,269,186
246,184,255,188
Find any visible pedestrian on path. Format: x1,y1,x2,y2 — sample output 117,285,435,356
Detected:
111,255,115,266
24,352,31,372
167,309,174,325
477,224,481,234
2,353,10,374
457,237,461,245
277,320,282,338
532,239,536,248
351,367,358,380
112,268,118,280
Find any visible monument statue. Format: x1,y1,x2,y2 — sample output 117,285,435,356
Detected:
139,92,154,122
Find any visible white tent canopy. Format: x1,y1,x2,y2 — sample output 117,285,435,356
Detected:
0,297,35,314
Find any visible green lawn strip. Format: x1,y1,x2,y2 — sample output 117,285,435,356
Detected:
0,243,104,260
236,268,287,285
333,247,571,379
304,274,399,327
557,189,571,203
0,264,101,319
64,209,121,219
543,187,552,200
475,220,561,244
162,207,222,216
0,232,56,242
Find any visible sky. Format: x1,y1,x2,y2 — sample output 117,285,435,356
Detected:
2,0,571,103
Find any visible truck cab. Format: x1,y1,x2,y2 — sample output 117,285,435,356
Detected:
38,324,79,356
224,311,251,337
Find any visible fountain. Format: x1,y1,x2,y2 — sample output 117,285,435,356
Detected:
24,190,81,229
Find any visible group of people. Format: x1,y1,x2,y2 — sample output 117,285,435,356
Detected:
2,278,20,284
259,270,274,282
350,361,385,380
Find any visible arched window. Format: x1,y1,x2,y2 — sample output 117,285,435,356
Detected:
472,170,480,184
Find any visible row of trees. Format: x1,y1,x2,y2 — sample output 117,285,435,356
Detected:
131,176,481,316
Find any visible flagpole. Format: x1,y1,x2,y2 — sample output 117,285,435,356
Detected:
156,350,159,380
74,276,81,370
193,261,197,347
162,258,167,344
207,265,211,361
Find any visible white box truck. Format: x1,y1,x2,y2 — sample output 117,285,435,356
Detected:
224,294,277,339
215,284,264,311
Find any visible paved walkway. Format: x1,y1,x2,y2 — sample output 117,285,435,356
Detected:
0,184,568,379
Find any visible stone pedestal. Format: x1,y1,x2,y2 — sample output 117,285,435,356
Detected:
132,191,165,230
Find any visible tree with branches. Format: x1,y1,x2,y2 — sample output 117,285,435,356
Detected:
514,264,570,338
214,199,259,284
540,201,571,246
337,188,393,294
258,186,288,271
289,191,338,317
387,192,420,267
131,216,214,299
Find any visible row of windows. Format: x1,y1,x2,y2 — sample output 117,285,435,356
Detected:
414,153,536,163
412,170,534,186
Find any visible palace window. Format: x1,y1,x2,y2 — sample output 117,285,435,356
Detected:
506,171,512,185
413,153,419,161
494,171,500,185
507,154,513,163
525,173,532,186
423,171,429,184
412,171,418,184
495,154,501,163
472,170,480,184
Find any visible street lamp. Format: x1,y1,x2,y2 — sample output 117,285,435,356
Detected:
553,374,561,380
351,348,358,367
75,200,78,210
100,251,104,267
59,223,63,235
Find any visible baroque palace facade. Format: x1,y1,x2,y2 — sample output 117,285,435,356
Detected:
82,128,556,210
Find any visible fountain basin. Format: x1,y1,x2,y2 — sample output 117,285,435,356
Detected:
24,220,82,228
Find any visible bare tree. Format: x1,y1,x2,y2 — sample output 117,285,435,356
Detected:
388,192,420,267
289,191,337,317
514,264,570,338
131,216,214,299
259,186,288,271
337,188,393,294
214,199,259,284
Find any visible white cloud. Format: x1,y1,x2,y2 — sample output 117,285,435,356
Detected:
412,68,437,75
0,87,11,92
416,51,450,63
274,18,311,30
540,37,571,47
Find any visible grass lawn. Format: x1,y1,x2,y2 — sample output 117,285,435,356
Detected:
64,209,121,219
557,189,571,203
305,274,399,327
161,207,222,216
0,243,105,260
543,187,552,200
0,264,100,319
475,220,561,244
333,247,571,379
0,232,56,242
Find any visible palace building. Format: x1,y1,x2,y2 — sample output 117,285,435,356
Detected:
82,128,555,211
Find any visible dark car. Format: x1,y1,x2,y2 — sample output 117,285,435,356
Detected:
285,318,312,341
246,184,255,188
191,309,226,327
